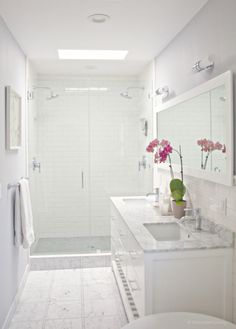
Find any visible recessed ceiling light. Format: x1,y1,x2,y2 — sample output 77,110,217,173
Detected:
88,14,110,24
58,49,128,60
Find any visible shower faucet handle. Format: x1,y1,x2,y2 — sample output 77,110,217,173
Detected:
32,157,41,173
138,155,147,171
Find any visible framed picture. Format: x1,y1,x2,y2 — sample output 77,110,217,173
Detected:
5,86,22,151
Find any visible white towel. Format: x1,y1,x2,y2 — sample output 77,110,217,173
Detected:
14,185,23,247
19,178,35,248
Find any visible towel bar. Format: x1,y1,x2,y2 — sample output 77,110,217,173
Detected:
7,177,29,190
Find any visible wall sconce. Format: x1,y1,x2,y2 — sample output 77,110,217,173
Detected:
155,86,169,98
192,57,214,73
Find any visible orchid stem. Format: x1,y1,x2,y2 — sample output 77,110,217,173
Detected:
172,146,184,182
201,149,204,169
168,154,174,179
203,152,210,170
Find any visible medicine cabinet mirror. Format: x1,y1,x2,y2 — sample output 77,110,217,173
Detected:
155,71,233,186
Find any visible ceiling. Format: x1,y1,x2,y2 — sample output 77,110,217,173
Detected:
0,0,208,76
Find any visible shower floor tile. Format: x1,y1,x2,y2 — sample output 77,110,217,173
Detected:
9,267,127,329
31,236,111,255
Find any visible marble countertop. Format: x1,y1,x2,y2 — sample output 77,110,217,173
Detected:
111,196,234,253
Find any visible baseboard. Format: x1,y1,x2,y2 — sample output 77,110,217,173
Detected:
2,263,30,329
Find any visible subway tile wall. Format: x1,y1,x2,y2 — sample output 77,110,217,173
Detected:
30,76,150,239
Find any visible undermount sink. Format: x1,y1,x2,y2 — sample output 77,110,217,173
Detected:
143,222,194,242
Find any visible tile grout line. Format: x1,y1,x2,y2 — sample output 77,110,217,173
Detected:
42,271,56,329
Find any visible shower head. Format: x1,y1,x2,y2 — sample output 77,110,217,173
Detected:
120,91,132,99
120,86,144,99
46,91,59,100
33,86,59,100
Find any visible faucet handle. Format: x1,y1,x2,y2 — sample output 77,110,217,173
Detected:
184,208,201,217
184,208,194,217
193,208,201,217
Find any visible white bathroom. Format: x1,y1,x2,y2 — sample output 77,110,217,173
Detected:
1,0,236,328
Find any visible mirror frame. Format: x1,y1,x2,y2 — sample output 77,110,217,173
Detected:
5,86,22,151
154,71,234,186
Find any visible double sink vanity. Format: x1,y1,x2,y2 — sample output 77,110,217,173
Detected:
111,196,234,322
111,71,235,323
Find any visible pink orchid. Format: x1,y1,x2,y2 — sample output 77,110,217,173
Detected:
197,138,226,170
146,139,183,181
146,139,159,153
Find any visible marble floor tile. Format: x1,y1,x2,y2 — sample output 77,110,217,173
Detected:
50,284,82,301
84,316,123,329
53,269,82,286
83,283,117,300
9,321,44,329
82,268,115,285
25,271,53,288
12,302,48,322
46,300,82,319
9,267,127,329
20,286,51,302
44,318,83,329
84,298,119,318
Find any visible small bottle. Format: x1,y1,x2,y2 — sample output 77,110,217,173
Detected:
153,188,159,207
160,186,171,215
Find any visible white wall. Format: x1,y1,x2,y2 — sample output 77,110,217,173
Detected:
0,15,28,327
153,0,236,322
30,76,143,239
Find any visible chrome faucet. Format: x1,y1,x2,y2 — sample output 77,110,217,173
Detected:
184,208,202,230
194,208,202,231
146,188,159,202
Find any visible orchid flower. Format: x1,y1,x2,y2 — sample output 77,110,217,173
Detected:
197,139,226,170
146,139,183,181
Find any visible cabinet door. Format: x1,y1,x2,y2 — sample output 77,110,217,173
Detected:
148,249,233,321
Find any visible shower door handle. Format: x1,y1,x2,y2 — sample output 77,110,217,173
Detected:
81,171,84,189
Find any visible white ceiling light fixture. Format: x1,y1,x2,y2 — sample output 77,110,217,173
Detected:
58,49,128,60
88,14,110,24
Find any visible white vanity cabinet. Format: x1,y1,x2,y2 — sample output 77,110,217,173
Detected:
111,201,233,322
111,204,145,320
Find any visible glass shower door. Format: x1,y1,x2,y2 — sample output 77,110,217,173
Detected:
30,87,91,255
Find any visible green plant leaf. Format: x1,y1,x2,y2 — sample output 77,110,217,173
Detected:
169,178,186,201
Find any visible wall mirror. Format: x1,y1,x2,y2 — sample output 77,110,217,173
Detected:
5,86,22,151
155,71,233,186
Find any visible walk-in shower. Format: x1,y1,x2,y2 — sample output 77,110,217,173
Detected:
28,78,144,256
